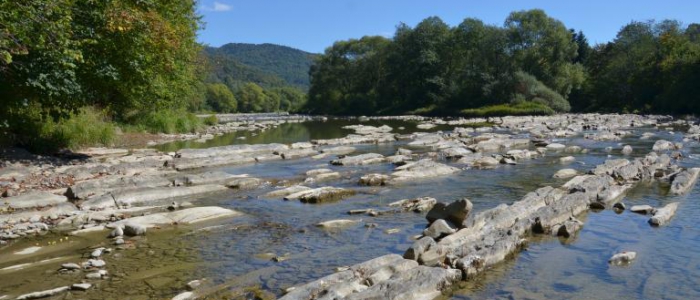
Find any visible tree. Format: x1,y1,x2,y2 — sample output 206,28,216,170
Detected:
505,9,584,97
206,83,237,113
236,82,267,112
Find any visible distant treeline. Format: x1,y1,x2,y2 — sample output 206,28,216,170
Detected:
305,10,700,116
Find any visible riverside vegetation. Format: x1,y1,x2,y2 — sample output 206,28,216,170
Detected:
2,4,700,151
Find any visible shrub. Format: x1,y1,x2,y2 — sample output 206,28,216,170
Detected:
6,107,117,153
512,71,571,112
203,115,218,126
134,110,203,134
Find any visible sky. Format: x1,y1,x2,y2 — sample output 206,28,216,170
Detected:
197,1,700,53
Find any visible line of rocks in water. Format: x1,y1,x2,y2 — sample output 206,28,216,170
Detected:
278,144,699,299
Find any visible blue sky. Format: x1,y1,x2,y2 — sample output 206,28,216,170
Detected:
197,1,700,53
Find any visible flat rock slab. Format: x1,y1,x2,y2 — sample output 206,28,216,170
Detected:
111,206,242,228
649,202,679,226
16,286,70,300
80,185,229,210
2,192,68,210
553,169,578,179
316,219,362,228
68,175,173,199
76,147,129,157
284,187,355,203
389,159,460,184
280,254,460,300
263,185,311,198
670,168,700,195
388,197,437,212
331,153,385,166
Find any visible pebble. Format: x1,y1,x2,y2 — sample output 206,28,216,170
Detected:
186,280,201,291
114,238,125,245
71,283,92,291
90,249,103,258
124,223,147,236
87,259,106,268
109,227,124,238
85,272,102,279
61,263,81,270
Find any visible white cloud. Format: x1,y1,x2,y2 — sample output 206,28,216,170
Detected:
201,1,232,12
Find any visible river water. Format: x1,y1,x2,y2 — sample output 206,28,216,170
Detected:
1,119,698,299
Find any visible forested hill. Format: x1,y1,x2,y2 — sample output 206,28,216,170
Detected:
204,43,317,89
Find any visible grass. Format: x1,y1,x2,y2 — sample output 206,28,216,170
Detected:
26,107,118,152
461,101,555,117
203,114,219,126
133,110,204,134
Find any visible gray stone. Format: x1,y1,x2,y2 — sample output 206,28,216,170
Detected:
622,145,633,155
316,219,362,228
85,272,102,279
630,205,656,215
426,198,473,228
108,226,123,238
423,219,457,239
649,202,679,226
71,283,92,291
16,286,70,300
404,236,436,261
61,263,81,270
609,251,637,266
90,248,103,258
387,197,437,212
124,223,147,236
553,169,577,179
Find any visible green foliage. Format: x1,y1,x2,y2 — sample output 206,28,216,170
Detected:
206,43,317,89
505,10,585,97
512,71,571,112
206,83,237,113
0,0,202,146
570,20,700,114
134,110,203,134
3,106,117,153
461,102,555,117
306,10,581,115
203,115,219,126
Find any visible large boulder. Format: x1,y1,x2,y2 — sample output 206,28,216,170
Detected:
425,198,473,228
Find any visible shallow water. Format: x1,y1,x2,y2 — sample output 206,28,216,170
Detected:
1,121,699,299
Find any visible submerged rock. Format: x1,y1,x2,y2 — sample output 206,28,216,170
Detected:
359,174,390,186
630,205,656,215
388,197,437,212
316,219,362,228
389,159,460,183
609,251,637,266
649,202,679,226
553,169,577,179
331,153,385,166
669,168,700,195
284,187,355,203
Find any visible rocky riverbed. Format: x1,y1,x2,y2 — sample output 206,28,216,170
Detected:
1,113,699,299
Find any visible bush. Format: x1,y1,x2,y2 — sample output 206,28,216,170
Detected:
6,107,117,153
461,101,555,117
512,71,571,112
134,110,203,134
203,115,218,126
